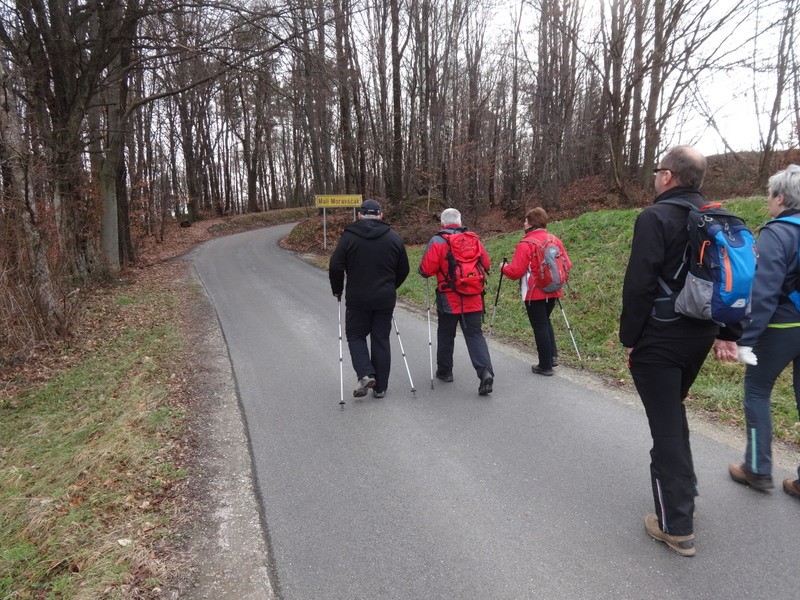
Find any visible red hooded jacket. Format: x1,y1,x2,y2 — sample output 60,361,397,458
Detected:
501,228,572,301
419,225,491,314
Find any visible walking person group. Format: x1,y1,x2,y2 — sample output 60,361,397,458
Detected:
330,153,800,558
621,145,800,558
331,202,569,399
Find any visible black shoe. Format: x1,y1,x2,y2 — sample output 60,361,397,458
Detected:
435,369,454,383
531,364,554,376
353,375,376,398
372,389,386,399
728,463,774,491
478,370,493,396
552,357,559,367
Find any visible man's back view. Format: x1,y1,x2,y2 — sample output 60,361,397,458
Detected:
329,199,409,398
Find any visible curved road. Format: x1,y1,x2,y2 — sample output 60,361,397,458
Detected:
190,223,800,599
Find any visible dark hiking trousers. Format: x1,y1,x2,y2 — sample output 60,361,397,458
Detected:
629,333,715,536
525,298,557,370
743,325,800,476
346,307,393,392
436,311,493,379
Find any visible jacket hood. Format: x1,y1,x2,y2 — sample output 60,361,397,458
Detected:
438,225,468,235
345,218,391,240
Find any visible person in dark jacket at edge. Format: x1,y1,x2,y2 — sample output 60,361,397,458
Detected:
419,208,495,396
619,145,740,557
728,164,800,500
330,199,410,399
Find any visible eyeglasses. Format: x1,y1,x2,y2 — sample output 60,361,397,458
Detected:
652,168,670,175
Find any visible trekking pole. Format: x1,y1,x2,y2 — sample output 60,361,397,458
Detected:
488,258,507,340
393,316,416,395
426,278,434,390
338,297,345,407
556,297,583,367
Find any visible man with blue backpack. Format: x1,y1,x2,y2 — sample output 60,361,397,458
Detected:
729,164,800,501
620,145,747,557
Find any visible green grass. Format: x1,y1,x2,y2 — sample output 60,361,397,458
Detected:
0,285,186,599
398,196,800,446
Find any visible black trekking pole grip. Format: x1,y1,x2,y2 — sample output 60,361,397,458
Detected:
494,259,507,306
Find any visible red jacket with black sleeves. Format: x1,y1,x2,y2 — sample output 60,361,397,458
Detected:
419,226,490,314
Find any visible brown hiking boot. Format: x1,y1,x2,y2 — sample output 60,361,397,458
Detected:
644,514,696,557
783,478,800,499
728,463,774,492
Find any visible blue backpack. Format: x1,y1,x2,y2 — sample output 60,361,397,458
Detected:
661,199,757,326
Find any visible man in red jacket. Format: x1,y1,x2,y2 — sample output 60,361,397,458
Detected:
419,208,494,396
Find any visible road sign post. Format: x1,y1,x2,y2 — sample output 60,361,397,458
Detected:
315,195,362,249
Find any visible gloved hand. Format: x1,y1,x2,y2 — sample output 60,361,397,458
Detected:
333,292,342,301
737,345,758,366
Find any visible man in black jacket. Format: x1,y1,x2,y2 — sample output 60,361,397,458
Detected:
620,146,739,557
330,199,410,398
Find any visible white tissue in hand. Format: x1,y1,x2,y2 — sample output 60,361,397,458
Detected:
737,346,758,366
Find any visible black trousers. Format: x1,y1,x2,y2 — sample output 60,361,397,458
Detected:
437,311,493,378
345,307,393,392
629,333,714,536
525,299,557,369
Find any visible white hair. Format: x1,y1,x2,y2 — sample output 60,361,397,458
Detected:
768,164,800,209
441,208,462,226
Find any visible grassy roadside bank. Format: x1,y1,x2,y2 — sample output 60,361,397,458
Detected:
0,274,191,598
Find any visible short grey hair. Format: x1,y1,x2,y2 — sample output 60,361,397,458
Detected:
660,145,707,189
768,164,800,210
441,208,462,226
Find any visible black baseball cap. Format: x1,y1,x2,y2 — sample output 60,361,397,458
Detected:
360,199,382,215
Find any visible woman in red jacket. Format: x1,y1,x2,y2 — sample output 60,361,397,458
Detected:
501,207,572,376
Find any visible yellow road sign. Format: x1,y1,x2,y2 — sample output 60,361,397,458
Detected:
315,194,362,208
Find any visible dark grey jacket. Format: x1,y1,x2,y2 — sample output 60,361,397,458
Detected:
739,208,800,347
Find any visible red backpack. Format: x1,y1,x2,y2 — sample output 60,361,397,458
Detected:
440,231,487,296
525,235,569,294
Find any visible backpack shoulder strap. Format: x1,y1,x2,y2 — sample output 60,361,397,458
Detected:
772,216,800,227
659,198,696,211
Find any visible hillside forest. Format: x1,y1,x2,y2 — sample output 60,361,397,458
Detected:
1,0,798,358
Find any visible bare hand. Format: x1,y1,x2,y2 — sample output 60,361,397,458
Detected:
713,340,738,362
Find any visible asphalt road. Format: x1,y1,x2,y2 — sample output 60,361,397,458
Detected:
190,223,800,599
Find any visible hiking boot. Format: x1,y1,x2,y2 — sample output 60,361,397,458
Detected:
478,370,493,396
353,375,376,398
783,477,800,499
644,513,696,557
531,364,554,376
728,463,774,492
435,368,454,383
372,389,386,399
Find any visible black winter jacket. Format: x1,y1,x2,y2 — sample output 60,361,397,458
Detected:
329,219,410,310
619,186,740,346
